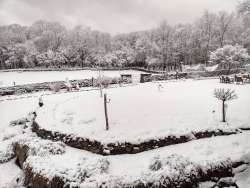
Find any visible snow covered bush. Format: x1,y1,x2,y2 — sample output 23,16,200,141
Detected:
25,139,65,157
147,154,200,187
49,82,61,92
0,140,15,163
36,50,67,68
149,155,162,171
147,154,233,187
23,156,111,187
0,126,26,164
198,158,233,179
79,157,110,177
210,45,249,71
93,76,123,88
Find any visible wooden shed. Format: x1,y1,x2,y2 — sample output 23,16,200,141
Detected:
140,73,152,83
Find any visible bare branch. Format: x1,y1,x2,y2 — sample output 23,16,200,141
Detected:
214,88,237,101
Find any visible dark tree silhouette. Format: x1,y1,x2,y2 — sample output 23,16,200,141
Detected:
214,88,237,122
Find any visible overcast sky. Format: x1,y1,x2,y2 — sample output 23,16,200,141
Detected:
0,0,238,34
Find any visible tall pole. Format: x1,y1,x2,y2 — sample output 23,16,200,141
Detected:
222,100,225,122
104,93,109,130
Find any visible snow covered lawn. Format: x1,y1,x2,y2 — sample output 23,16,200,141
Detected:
0,78,249,187
0,70,143,87
36,79,250,143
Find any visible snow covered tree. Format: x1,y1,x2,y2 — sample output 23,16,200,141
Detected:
31,21,66,53
155,21,173,70
210,45,249,71
102,53,118,67
214,88,237,122
195,11,217,65
36,50,66,67
238,0,250,15
115,47,135,67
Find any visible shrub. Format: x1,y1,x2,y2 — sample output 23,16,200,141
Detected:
50,83,61,92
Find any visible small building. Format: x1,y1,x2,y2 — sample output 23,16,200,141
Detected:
140,73,152,83
120,74,132,81
121,73,152,83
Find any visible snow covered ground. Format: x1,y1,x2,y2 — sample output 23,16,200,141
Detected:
183,64,219,72
0,69,143,87
25,131,250,187
0,159,24,188
0,78,250,187
0,92,45,133
35,79,250,143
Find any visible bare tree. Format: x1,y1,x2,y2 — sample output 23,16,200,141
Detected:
156,21,173,71
197,11,217,65
214,88,237,122
238,0,250,16
216,12,234,47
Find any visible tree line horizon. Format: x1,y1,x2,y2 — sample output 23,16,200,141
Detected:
0,0,249,70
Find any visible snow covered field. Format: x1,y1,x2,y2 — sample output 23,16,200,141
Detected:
35,79,250,143
0,78,250,187
0,70,143,87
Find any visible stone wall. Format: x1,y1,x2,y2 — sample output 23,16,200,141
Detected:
0,77,129,96
32,121,240,156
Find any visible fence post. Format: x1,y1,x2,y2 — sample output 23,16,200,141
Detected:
104,93,109,130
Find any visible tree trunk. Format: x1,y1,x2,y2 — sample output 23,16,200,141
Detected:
104,93,109,131
222,100,226,122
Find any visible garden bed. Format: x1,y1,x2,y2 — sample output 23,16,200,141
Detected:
1,117,250,187
13,129,250,188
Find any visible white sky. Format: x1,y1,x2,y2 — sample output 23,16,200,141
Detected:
0,0,238,34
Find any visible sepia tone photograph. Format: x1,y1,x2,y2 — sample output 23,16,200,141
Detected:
0,0,250,187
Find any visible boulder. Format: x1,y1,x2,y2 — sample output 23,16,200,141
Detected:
217,177,236,187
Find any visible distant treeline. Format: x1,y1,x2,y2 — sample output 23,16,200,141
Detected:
0,0,250,70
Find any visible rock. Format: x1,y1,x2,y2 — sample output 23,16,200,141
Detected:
217,177,236,187
133,146,140,153
240,152,250,164
235,165,250,188
103,148,110,155
10,118,28,126
198,181,216,188
14,143,29,168
24,166,67,188
211,176,220,182
232,159,245,168
233,164,248,174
